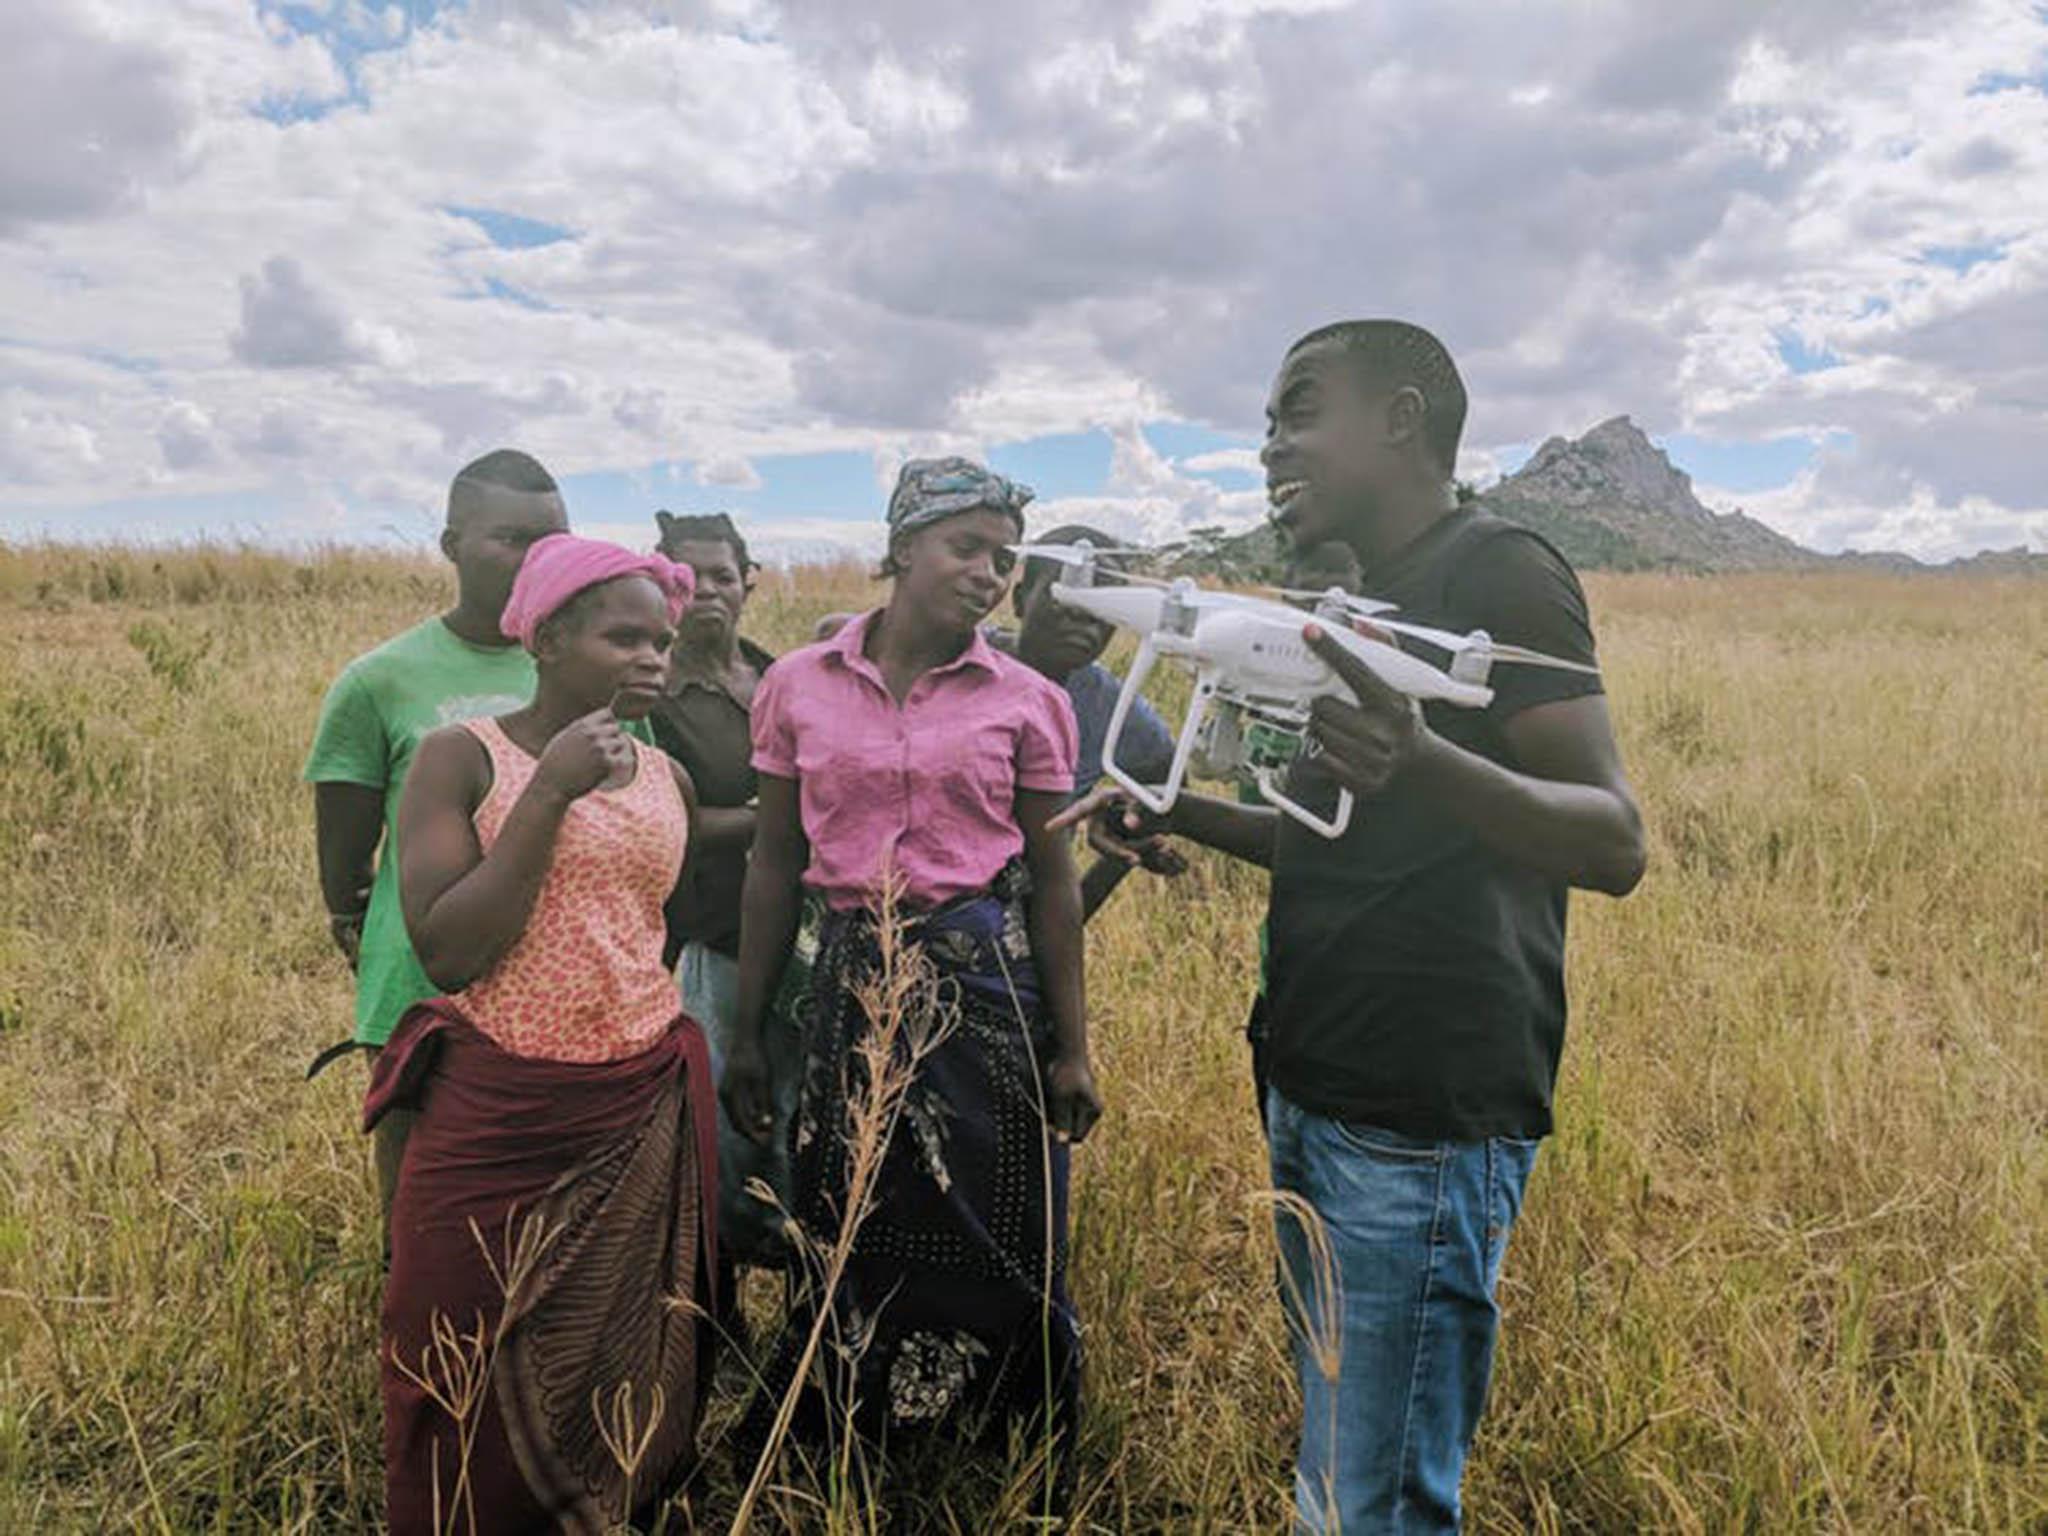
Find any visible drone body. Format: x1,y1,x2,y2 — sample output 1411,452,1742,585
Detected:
1047,578,1498,837
1032,565,1596,839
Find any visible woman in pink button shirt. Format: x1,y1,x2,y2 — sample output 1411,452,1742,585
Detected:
724,457,1097,1511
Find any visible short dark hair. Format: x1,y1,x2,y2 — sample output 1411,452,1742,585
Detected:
447,448,559,528
1018,523,1125,596
655,510,754,574
1286,320,1467,476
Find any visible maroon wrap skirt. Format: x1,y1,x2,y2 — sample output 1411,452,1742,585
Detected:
366,1000,718,1535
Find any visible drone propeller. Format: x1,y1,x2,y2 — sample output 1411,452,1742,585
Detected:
1371,617,1600,674
1009,540,1137,564
1263,586,1399,616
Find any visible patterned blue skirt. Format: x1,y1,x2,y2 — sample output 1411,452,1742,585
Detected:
737,862,1081,1492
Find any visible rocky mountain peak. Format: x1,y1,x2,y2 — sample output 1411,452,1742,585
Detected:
1482,416,1817,571
1517,415,1711,527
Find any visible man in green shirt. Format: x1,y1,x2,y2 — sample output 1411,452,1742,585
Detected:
303,449,568,1222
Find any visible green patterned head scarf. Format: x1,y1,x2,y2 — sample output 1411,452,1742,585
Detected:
886,457,1035,537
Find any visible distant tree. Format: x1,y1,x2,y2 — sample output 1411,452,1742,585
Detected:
1184,525,1234,577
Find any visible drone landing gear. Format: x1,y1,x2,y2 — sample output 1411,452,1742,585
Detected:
1194,699,1355,839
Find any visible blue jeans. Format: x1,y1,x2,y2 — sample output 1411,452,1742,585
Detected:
1265,1089,1538,1534
680,941,802,1266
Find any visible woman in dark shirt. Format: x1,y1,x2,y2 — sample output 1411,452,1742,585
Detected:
647,511,798,1274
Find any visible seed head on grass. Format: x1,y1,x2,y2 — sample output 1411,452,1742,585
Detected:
728,865,960,1535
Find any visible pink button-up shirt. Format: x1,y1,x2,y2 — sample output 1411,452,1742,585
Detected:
751,610,1078,911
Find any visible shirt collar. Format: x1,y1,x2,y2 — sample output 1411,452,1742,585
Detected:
825,609,1001,684
668,636,775,703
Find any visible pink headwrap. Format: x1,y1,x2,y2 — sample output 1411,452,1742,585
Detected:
499,533,697,649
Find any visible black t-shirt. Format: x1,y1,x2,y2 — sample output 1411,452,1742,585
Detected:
648,637,775,958
1263,510,1604,1141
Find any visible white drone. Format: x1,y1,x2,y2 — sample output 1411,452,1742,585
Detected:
1013,540,1597,838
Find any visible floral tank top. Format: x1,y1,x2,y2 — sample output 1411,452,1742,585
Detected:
454,716,687,1062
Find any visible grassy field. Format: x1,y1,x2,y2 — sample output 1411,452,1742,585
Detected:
1,542,2044,1532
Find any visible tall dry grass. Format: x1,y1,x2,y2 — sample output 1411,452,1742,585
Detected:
0,543,2044,1531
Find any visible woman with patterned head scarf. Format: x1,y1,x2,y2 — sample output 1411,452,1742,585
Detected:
723,458,1098,1512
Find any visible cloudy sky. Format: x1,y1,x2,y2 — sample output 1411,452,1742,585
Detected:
3,0,2045,561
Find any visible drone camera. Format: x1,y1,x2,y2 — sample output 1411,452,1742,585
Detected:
1194,699,1245,778
1243,717,1306,774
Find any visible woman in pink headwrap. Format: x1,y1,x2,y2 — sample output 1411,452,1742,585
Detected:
369,534,750,1534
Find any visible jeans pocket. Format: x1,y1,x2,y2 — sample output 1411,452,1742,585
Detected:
1327,1116,1446,1164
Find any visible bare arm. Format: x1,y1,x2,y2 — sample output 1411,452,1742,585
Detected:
666,757,756,854
1079,855,1130,920
722,773,807,1141
1414,695,1645,895
1019,788,1101,1142
1051,784,1279,870
1304,629,1646,896
398,710,635,991
1166,792,1279,869
313,782,383,966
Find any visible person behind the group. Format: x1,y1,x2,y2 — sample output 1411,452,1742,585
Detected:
644,509,797,1296
1061,321,1646,1532
721,458,1097,1506
1002,523,1187,914
370,535,748,1534
303,448,567,1227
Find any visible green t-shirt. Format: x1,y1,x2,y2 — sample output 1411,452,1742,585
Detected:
304,619,537,1046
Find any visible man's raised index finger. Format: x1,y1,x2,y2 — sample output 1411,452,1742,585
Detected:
1303,622,1407,707
1047,782,1119,833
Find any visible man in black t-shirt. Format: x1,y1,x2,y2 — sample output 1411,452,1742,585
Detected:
1061,321,1645,1532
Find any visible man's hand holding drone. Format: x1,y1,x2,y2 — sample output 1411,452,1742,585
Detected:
1302,623,1425,798
1085,802,1188,875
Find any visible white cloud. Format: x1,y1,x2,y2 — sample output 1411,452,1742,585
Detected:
1024,420,1267,545
697,454,763,490
1180,448,1262,476
231,255,373,368
157,400,219,471
0,2,190,233
2,0,2045,554
0,390,102,484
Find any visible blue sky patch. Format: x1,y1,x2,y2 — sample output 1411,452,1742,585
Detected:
1661,433,1844,494
988,430,1113,501
563,449,880,529
471,277,556,312
1921,242,2007,274
1967,68,2048,94
555,423,1272,534
1776,330,1843,374
1144,420,1260,465
254,0,444,121
446,206,576,250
